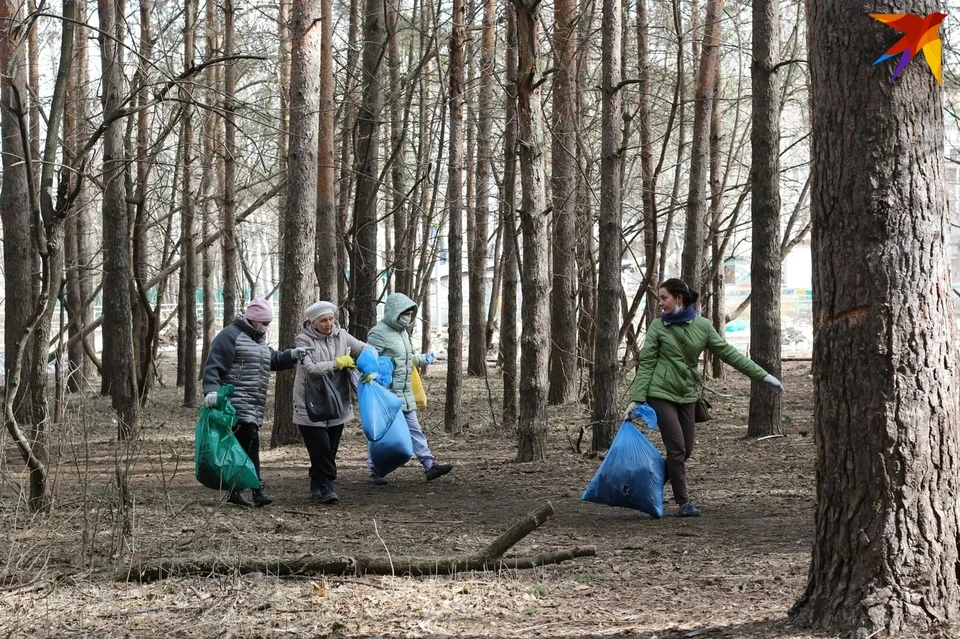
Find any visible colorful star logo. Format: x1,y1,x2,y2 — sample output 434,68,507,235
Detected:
870,12,946,84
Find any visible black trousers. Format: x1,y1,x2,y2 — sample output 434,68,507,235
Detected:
299,424,344,482
232,421,262,482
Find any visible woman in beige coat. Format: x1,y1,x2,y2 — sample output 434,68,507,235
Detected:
293,301,369,503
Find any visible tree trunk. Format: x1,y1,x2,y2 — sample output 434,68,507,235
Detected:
575,0,596,406
468,0,495,377
0,0,35,425
201,0,222,368
547,0,577,405
790,1,960,634
350,0,385,339
500,4,519,433
590,0,622,451
745,0,781,436
336,0,361,321
222,0,239,323
513,0,550,461
637,0,656,329
679,0,721,292
706,36,724,379
386,0,408,299
182,0,199,408
443,0,465,434
98,0,140,438
271,0,321,448
315,0,337,302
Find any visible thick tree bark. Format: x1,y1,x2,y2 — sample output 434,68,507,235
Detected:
467,0,495,377
444,0,465,434
271,0,321,448
500,5,519,432
222,0,239,322
746,0,781,436
315,0,337,302
591,0,622,451
679,0,721,292
350,0,385,339
98,0,140,439
182,0,199,408
547,0,577,405
513,0,550,461
0,0,35,425
789,1,960,635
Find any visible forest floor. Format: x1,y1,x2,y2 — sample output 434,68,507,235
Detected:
0,358,850,638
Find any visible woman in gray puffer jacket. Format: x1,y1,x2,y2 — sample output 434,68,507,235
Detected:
293,301,370,503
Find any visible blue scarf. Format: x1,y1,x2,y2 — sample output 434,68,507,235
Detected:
661,304,697,324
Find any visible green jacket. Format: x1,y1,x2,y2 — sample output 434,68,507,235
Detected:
631,315,768,404
367,293,428,412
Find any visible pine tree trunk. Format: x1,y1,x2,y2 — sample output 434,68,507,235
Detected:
746,0,781,436
591,0,622,451
790,2,960,634
637,0,657,329
575,0,596,406
500,3,519,432
444,0,465,434
271,0,321,448
201,0,222,367
222,0,239,322
98,0,140,438
386,0,408,298
468,0,495,377
316,0,337,302
336,0,361,319
547,0,577,405
679,0,720,292
350,0,385,339
182,0,199,408
1,0,34,424
513,0,550,461
706,41,724,379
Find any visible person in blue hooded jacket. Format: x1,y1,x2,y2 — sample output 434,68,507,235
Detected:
365,293,454,484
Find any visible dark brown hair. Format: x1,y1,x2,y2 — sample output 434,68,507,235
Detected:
659,278,700,307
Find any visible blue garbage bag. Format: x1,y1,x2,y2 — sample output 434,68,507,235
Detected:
376,356,394,389
356,348,381,378
352,370,412,476
581,419,666,518
367,410,414,477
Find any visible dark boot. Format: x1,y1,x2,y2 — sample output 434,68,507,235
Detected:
425,463,453,481
227,489,253,507
319,481,339,504
252,482,272,507
309,478,325,499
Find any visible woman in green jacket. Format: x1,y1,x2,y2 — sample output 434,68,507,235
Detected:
624,279,784,517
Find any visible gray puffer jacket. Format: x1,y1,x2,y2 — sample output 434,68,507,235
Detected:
202,314,298,425
293,322,369,428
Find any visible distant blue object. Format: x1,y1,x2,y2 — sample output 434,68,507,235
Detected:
376,356,394,388
581,421,667,519
633,403,658,430
725,319,748,332
367,410,414,477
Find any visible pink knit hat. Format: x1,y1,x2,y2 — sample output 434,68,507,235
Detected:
244,297,274,323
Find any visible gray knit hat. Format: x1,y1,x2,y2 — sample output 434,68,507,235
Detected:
305,301,337,322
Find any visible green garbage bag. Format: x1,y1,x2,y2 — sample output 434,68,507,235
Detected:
194,385,260,490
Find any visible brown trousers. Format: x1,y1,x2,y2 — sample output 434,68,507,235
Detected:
647,398,696,505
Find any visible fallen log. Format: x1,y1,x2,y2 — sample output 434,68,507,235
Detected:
118,502,595,582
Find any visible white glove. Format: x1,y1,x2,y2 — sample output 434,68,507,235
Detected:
292,347,310,361
763,374,784,394
203,391,219,407
623,401,640,422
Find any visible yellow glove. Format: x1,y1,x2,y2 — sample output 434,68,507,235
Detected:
335,355,356,370
361,372,378,383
